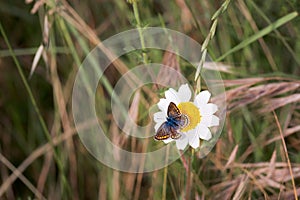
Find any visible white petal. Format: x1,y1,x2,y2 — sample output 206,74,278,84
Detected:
157,99,170,115
194,90,211,107
211,115,220,126
200,115,219,127
196,125,212,140
177,84,192,102
176,134,188,150
165,88,180,104
153,111,165,123
187,131,200,149
199,103,218,115
189,138,200,149
163,138,174,144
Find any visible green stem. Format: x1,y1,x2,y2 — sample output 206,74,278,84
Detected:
132,1,148,64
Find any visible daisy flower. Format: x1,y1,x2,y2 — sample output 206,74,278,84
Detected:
153,84,219,150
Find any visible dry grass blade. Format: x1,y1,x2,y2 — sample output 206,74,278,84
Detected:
255,173,285,189
175,0,193,31
98,175,107,200
29,14,50,80
156,51,182,88
29,44,43,78
267,150,276,178
261,93,300,113
225,145,239,168
211,175,247,200
28,0,46,14
223,77,264,87
226,80,300,111
270,188,300,200
0,153,46,200
49,48,79,199
112,170,120,200
271,167,300,183
203,62,233,74
273,111,298,200
262,125,300,147
217,158,300,198
249,82,300,97
119,90,141,146
232,175,248,200
37,151,53,195
241,169,269,199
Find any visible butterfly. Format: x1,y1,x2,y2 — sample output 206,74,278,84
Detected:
154,102,189,140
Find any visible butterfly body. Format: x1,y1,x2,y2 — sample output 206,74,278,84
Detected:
165,116,181,129
154,102,189,140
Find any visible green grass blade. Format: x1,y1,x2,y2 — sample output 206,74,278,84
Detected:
247,1,300,66
216,12,298,61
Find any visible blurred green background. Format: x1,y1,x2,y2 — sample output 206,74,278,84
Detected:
0,0,300,199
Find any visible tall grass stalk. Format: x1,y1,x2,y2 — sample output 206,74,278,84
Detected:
194,0,231,81
131,1,149,64
0,22,70,198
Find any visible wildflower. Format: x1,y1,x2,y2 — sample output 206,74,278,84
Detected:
154,84,219,150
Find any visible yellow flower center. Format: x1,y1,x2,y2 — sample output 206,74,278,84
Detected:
178,102,201,132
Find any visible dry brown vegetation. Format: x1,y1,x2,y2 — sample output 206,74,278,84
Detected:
0,0,300,199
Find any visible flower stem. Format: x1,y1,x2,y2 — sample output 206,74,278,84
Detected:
180,151,189,172
132,1,148,64
185,156,191,199
162,145,170,200
185,148,194,200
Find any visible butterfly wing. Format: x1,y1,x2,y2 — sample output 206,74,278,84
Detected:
154,122,171,140
167,102,181,118
178,114,189,128
170,126,181,139
155,122,181,140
